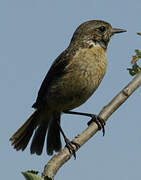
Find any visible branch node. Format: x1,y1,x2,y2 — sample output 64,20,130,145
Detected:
122,88,130,97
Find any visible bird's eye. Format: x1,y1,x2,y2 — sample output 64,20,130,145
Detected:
98,26,106,32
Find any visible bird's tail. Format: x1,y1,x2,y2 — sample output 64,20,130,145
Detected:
9,110,41,152
10,110,62,155
47,112,62,155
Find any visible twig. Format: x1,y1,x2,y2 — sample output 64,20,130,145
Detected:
42,72,141,179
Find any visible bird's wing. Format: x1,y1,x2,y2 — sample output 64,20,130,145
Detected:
32,49,70,109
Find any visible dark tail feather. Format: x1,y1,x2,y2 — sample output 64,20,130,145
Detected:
10,109,61,156
9,110,39,151
30,123,48,155
47,112,62,155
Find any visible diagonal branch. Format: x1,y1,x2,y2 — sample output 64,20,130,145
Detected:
42,72,141,179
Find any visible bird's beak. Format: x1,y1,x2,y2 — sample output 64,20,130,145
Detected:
112,28,127,34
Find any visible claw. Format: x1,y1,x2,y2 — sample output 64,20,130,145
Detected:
87,115,106,136
65,138,80,159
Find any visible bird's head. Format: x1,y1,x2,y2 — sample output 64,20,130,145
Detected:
71,20,126,49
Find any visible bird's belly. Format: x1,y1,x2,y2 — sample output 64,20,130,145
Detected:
65,71,105,110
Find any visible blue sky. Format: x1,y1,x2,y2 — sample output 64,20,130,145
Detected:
1,0,141,179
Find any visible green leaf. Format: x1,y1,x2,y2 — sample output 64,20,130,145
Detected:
127,68,136,76
127,63,141,76
22,171,44,180
135,49,141,58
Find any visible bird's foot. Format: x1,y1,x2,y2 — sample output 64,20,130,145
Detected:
65,137,80,159
87,114,106,136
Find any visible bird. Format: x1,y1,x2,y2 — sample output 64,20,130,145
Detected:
10,20,126,157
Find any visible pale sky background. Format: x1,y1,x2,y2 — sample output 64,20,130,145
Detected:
1,0,141,180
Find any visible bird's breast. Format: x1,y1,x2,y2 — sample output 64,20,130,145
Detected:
59,46,107,109
68,46,107,92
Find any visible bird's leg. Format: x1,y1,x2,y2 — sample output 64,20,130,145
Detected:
63,110,106,136
56,120,80,159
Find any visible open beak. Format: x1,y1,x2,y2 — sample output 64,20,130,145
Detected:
112,28,127,34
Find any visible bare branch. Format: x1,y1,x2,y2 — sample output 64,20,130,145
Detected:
42,72,141,179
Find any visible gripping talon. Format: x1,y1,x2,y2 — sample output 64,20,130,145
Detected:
87,115,106,136
65,138,80,159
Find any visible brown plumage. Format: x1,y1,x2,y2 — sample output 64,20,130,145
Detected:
10,20,126,156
